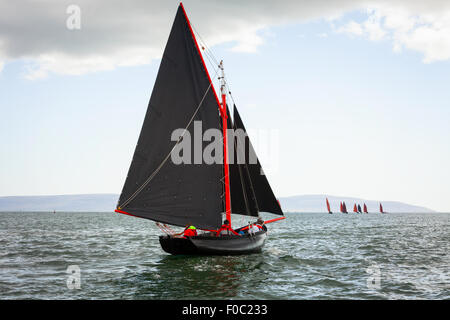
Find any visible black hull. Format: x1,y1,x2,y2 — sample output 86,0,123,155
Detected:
159,230,267,255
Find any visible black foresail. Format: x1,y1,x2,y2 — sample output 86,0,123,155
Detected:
229,105,284,216
117,5,223,230
227,106,259,217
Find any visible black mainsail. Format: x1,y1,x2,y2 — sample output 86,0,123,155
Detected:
116,5,223,230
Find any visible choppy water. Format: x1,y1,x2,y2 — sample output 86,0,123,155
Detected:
0,211,448,300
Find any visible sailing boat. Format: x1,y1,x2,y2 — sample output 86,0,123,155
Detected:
115,3,284,255
326,198,332,214
353,203,358,213
339,202,343,213
379,203,387,214
357,204,362,213
342,201,348,214
363,203,368,214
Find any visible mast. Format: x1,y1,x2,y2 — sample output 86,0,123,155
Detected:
219,61,232,224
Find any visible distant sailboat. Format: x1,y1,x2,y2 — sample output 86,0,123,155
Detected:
353,203,358,213
380,203,387,214
363,203,368,214
340,202,343,213
326,198,332,214
342,201,348,214
357,204,362,213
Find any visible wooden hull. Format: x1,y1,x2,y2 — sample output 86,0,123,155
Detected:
159,230,267,255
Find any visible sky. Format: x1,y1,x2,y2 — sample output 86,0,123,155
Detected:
1,0,449,211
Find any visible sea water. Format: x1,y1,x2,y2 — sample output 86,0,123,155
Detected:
0,211,448,299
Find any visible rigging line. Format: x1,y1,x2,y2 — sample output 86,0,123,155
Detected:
225,83,235,106
198,46,220,83
190,22,220,67
191,26,219,64
223,72,237,107
190,20,235,110
119,67,220,209
198,40,218,68
196,35,217,68
190,27,217,72
191,22,235,115
201,47,218,77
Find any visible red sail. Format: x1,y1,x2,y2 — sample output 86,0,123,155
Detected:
326,198,331,213
363,203,368,213
380,203,384,213
353,203,358,212
340,202,343,213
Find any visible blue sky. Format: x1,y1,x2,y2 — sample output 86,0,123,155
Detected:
1,1,449,211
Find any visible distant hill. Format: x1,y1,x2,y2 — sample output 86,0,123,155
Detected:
0,193,435,213
0,194,119,212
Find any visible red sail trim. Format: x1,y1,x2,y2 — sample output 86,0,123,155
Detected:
264,216,286,224
115,209,143,218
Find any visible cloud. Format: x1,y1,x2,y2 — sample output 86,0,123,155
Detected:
336,9,385,41
334,2,450,63
0,0,363,79
362,8,386,41
1,0,450,79
337,20,364,36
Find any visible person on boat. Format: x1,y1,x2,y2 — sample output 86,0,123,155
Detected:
249,218,266,234
183,225,197,237
174,224,197,238
216,219,240,237
257,217,266,231
248,223,259,234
